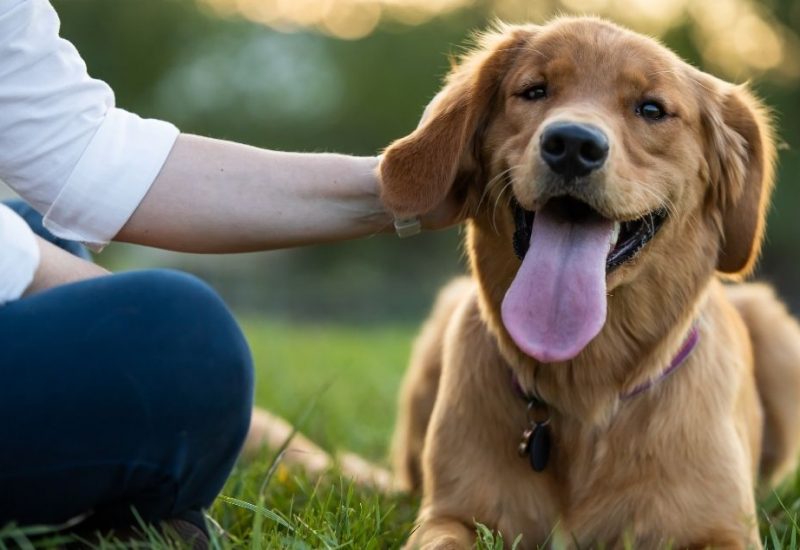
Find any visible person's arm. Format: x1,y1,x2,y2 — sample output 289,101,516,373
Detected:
0,204,40,304
0,0,180,252
23,236,108,295
0,204,105,302
116,137,387,252
115,135,459,253
1,0,461,264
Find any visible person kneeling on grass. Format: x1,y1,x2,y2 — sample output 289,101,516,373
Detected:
0,0,459,545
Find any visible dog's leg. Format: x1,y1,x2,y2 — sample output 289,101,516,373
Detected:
391,277,474,493
726,282,800,484
404,514,474,550
243,408,393,490
243,408,333,473
404,294,557,549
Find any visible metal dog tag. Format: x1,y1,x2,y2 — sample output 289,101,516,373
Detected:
519,422,550,472
518,427,534,456
528,423,551,472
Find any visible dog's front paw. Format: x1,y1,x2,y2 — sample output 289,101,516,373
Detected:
404,517,474,550
420,535,470,550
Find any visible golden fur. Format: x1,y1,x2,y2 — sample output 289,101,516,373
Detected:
382,17,800,549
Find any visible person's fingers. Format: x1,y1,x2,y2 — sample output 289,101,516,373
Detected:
419,190,466,231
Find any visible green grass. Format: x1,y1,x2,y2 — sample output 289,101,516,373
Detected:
245,319,415,461
4,318,800,549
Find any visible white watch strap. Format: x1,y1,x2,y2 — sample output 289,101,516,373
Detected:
393,216,422,238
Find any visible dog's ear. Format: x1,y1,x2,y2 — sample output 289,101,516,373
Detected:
702,80,777,276
379,28,527,218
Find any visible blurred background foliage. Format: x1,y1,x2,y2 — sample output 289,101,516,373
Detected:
18,0,800,321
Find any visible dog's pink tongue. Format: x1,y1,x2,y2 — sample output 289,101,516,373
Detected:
501,205,614,363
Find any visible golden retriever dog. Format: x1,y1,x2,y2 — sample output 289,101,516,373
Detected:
379,16,800,549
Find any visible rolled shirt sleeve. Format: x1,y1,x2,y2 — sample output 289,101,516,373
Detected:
0,203,40,304
0,0,179,250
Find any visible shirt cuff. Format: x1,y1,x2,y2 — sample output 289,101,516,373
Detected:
42,107,179,251
0,203,40,304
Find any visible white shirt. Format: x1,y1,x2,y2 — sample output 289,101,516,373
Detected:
0,0,179,304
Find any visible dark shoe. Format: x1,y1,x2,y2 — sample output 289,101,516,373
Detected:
160,517,210,550
63,509,212,549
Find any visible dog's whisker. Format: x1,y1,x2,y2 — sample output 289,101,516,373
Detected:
634,183,678,220
491,179,515,234
477,166,517,211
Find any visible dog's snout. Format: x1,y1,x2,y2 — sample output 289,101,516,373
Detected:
540,122,609,179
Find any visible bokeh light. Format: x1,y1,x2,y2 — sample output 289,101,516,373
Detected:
199,0,477,39
199,0,800,81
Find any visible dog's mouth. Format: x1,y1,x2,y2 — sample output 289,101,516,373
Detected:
511,196,668,271
502,196,667,364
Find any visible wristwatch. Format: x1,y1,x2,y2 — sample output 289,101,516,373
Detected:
394,216,422,238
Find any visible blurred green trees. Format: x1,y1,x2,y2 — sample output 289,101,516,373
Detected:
52,0,800,321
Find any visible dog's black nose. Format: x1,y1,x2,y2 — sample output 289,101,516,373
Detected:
540,122,609,179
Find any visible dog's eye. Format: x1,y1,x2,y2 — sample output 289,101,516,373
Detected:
636,101,666,121
519,84,548,101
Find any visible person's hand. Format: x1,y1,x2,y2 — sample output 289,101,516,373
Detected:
380,92,467,232
417,187,466,231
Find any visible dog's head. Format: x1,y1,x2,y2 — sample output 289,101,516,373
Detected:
381,17,775,364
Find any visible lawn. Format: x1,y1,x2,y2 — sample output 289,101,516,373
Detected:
4,318,800,549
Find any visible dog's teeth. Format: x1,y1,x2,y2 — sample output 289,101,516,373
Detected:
609,222,621,249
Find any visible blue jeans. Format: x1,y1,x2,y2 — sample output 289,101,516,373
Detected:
0,200,254,531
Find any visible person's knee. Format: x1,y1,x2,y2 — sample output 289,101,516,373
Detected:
0,269,254,525
133,270,254,505
123,269,247,347
122,269,254,430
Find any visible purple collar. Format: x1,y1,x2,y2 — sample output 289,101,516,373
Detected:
511,323,701,403
511,324,699,472
620,324,700,400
